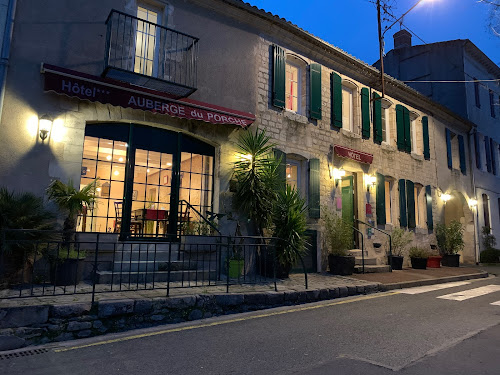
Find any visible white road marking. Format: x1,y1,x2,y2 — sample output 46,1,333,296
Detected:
490,300,500,306
399,281,471,294
437,285,500,301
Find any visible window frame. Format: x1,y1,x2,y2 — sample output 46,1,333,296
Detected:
134,3,163,78
385,179,393,224
285,60,301,114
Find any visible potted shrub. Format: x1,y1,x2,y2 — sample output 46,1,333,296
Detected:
324,208,354,275
388,228,413,270
480,227,500,264
271,186,308,279
408,247,429,269
436,220,464,267
48,247,86,286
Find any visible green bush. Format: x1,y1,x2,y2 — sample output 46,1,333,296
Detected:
479,249,500,263
408,247,429,259
323,207,353,256
390,228,413,256
482,226,497,251
436,221,464,255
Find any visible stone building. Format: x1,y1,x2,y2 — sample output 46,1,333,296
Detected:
0,0,478,271
379,31,500,255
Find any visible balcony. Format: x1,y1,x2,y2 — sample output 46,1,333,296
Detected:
103,10,198,98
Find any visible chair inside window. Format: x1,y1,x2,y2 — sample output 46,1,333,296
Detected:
114,201,143,234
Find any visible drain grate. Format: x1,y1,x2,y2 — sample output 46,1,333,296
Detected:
0,348,49,360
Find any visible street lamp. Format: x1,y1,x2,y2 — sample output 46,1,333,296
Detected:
376,0,435,98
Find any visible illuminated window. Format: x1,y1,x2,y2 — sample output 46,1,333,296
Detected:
285,63,300,112
134,5,160,77
414,185,422,227
286,161,299,190
385,180,392,224
342,86,354,132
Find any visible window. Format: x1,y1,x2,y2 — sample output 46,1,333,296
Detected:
286,160,300,190
134,5,161,77
342,86,354,132
474,78,480,108
381,107,390,143
385,180,392,223
483,193,491,229
285,62,300,112
414,185,422,227
490,90,496,118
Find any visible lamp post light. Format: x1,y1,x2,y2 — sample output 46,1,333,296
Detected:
376,0,434,98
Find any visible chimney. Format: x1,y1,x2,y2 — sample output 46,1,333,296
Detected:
393,29,412,49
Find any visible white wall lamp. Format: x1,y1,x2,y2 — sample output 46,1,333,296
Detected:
365,175,377,192
468,198,478,209
332,168,346,187
441,193,452,204
38,114,53,142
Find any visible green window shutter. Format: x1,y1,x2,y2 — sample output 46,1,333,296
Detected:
309,63,322,120
396,105,405,151
398,179,407,228
422,116,430,160
458,134,467,175
361,87,370,139
274,149,287,191
308,158,320,218
376,173,386,225
446,128,452,169
403,107,411,153
406,180,416,229
373,92,382,144
425,185,433,230
330,72,342,129
272,45,285,108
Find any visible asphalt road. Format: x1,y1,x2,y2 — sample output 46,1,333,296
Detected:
2,277,500,375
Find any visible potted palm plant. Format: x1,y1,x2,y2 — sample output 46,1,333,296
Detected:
436,220,464,267
408,247,429,269
271,185,308,278
324,208,355,275
388,228,413,270
46,179,97,285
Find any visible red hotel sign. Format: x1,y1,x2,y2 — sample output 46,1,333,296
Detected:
334,145,373,164
41,64,255,127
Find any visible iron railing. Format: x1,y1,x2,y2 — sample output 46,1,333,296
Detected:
356,219,393,272
0,229,308,304
103,9,198,97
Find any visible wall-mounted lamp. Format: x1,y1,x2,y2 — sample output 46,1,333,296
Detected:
365,175,377,192
332,168,346,187
468,198,478,208
441,193,452,203
39,114,53,141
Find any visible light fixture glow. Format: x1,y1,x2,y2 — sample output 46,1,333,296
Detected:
287,174,291,178
442,193,452,202
119,157,124,162
106,155,112,161
332,168,346,187
365,175,377,192
147,169,150,173
240,154,253,161
38,115,53,141
114,170,119,176
469,198,478,207
167,162,172,167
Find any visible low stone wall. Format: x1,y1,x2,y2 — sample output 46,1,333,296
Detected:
0,284,380,351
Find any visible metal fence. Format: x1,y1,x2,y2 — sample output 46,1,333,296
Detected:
0,230,307,304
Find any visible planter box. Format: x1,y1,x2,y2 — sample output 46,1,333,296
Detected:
427,256,442,268
328,255,355,276
410,257,427,270
50,259,85,286
442,254,460,267
388,255,404,270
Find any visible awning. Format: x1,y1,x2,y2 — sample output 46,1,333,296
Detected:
41,63,255,127
334,145,373,164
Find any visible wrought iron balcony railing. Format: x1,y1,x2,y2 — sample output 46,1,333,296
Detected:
103,9,198,98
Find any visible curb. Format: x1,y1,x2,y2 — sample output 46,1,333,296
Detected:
378,271,489,291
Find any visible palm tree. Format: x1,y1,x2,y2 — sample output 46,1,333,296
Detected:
46,179,97,247
232,129,281,236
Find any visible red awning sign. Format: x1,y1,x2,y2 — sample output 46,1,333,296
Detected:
41,63,255,127
334,145,373,164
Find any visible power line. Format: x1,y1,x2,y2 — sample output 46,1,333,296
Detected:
403,78,500,83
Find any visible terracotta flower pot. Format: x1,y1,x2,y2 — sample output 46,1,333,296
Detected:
427,256,442,268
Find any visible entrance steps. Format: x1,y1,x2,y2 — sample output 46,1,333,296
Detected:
349,249,391,273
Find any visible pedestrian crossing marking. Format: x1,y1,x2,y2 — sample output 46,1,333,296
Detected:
399,281,471,295
437,285,500,301
490,301,500,306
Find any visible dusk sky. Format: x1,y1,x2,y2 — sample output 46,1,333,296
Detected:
246,0,500,70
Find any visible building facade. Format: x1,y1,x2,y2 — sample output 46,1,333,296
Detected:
380,31,500,254
0,0,478,270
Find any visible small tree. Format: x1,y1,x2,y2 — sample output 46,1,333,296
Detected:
46,179,97,247
390,227,413,257
436,220,464,255
323,207,353,256
232,129,281,236
482,226,497,251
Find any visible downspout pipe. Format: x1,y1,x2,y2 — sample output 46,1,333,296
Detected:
0,0,17,123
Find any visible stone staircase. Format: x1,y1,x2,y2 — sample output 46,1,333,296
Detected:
96,239,219,284
349,249,390,273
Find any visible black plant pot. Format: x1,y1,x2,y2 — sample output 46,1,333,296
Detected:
276,263,292,279
388,255,404,270
50,259,85,286
442,254,460,267
410,257,428,270
328,255,355,276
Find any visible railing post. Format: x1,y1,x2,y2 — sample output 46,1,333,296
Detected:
272,240,277,292
91,233,100,306
226,236,231,293
167,240,172,297
361,232,365,274
0,229,5,278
